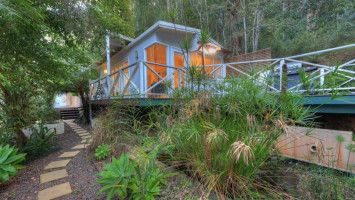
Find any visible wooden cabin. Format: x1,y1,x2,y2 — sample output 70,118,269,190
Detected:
91,21,230,99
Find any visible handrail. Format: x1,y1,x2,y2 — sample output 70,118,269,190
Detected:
90,43,355,100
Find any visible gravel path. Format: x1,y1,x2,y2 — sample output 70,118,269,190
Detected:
0,121,106,200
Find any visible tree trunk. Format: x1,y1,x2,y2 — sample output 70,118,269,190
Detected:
14,125,27,148
78,84,90,123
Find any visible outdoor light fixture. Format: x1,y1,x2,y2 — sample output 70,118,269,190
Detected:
104,69,107,75
202,44,217,55
208,46,217,54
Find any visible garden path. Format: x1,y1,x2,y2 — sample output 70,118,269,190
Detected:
37,121,91,200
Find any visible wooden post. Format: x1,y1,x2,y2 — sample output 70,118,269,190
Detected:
281,62,288,94
279,59,284,92
89,102,92,123
106,35,111,96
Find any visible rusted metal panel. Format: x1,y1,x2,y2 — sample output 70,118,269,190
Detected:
277,126,355,173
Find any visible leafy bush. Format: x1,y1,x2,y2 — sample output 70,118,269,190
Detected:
0,145,26,182
96,153,175,200
0,131,15,146
94,144,110,160
22,124,58,162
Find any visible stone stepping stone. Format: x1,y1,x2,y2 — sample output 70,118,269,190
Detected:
40,169,68,184
72,144,86,149
78,133,90,136
38,182,72,200
81,136,91,139
76,131,88,134
81,139,92,144
44,160,71,170
59,151,80,158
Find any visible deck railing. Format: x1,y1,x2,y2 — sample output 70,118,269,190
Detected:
90,44,355,100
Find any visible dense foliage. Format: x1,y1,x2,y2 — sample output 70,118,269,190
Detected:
134,0,355,57
142,75,315,198
0,0,134,147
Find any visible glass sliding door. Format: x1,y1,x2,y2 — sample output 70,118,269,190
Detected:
146,44,167,97
174,53,184,89
190,51,222,78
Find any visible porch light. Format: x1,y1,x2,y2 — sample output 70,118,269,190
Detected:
202,45,217,55
104,69,107,75
208,46,217,54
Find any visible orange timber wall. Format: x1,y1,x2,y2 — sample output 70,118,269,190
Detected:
224,48,272,76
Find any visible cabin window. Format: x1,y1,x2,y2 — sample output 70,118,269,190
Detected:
146,43,167,96
190,52,222,78
174,53,184,88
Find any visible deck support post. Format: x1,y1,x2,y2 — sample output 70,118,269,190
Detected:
106,35,111,97
89,101,92,123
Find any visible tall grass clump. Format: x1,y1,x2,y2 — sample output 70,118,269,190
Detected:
89,102,141,157
146,76,315,198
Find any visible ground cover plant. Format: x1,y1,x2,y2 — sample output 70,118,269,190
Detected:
0,145,26,183
94,144,111,160
262,158,355,200
96,150,175,200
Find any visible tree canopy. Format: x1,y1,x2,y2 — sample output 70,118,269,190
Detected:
0,0,134,147
133,0,355,57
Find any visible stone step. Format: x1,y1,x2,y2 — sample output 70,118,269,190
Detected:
59,151,80,158
38,182,72,200
72,144,86,149
44,160,71,170
40,169,68,184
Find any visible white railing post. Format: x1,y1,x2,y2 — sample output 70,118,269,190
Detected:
139,61,145,97
106,35,111,96
279,59,285,91
178,69,182,89
320,68,325,87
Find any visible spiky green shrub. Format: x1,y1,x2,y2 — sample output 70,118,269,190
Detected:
94,144,110,160
96,153,175,200
146,76,315,198
0,145,26,182
22,124,57,162
97,154,135,199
